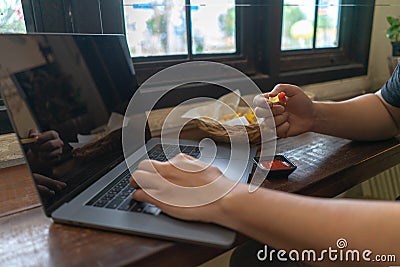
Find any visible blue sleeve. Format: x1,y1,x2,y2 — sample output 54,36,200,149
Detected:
381,63,400,108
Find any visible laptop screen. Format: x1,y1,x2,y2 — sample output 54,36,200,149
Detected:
0,33,146,215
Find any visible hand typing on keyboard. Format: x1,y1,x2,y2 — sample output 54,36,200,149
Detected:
129,153,236,223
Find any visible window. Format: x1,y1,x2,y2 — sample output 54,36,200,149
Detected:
275,0,374,85
0,0,26,33
21,0,375,105
121,0,249,83
282,0,340,50
123,0,236,57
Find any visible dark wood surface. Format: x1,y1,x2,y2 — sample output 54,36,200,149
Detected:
270,133,400,197
1,132,400,267
0,164,40,217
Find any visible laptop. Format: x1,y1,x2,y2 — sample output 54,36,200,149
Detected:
0,33,256,248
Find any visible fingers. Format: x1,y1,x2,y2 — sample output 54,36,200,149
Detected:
254,92,287,108
253,94,269,109
130,169,160,189
129,154,203,188
253,92,286,127
168,153,211,173
137,153,203,175
129,158,177,189
274,112,289,127
36,131,62,146
136,158,165,173
40,139,64,152
131,190,176,218
130,160,163,189
276,121,290,138
33,173,66,191
132,189,155,204
254,105,285,118
38,139,63,161
253,84,306,139
254,95,290,136
269,84,302,97
29,129,40,137
260,111,289,135
254,84,303,106
46,149,63,162
29,130,64,161
129,153,222,191
37,184,56,198
135,159,171,182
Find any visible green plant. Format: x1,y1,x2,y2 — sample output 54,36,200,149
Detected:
219,7,235,38
386,16,400,43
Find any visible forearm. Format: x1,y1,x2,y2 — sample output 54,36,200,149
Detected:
215,184,400,266
311,94,398,141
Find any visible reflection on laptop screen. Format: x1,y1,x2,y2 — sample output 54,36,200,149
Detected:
0,34,140,214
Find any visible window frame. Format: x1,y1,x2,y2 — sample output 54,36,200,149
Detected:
20,0,375,106
127,0,258,84
278,0,364,70
128,0,375,88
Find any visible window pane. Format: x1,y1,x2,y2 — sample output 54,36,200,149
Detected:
282,0,315,50
123,0,187,57
191,0,236,54
0,0,26,33
316,0,340,48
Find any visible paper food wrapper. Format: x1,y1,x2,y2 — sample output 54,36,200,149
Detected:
69,112,127,149
182,90,253,126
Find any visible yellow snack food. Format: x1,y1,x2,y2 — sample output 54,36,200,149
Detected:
219,110,257,124
268,92,287,104
244,111,257,124
20,136,38,144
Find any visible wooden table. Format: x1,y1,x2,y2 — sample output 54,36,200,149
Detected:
1,132,400,267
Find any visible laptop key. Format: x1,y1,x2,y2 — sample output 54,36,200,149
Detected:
93,199,108,207
189,147,201,158
120,186,135,198
181,146,192,153
118,197,137,211
131,201,147,213
105,195,126,209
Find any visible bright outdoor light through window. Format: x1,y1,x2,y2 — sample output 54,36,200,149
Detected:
316,0,340,48
0,0,26,33
123,0,188,57
123,0,236,57
281,0,340,51
191,0,236,54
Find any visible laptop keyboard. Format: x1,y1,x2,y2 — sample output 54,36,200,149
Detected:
147,144,201,161
86,144,201,215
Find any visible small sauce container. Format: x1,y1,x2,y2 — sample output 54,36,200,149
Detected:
253,155,297,179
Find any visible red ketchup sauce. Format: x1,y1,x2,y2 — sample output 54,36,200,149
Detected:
259,159,291,170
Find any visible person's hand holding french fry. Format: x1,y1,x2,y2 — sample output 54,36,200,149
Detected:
27,129,64,165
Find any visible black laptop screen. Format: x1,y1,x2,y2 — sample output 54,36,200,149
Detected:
0,34,143,215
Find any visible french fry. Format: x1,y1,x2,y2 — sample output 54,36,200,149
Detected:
219,110,257,124
268,92,287,104
20,136,38,144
